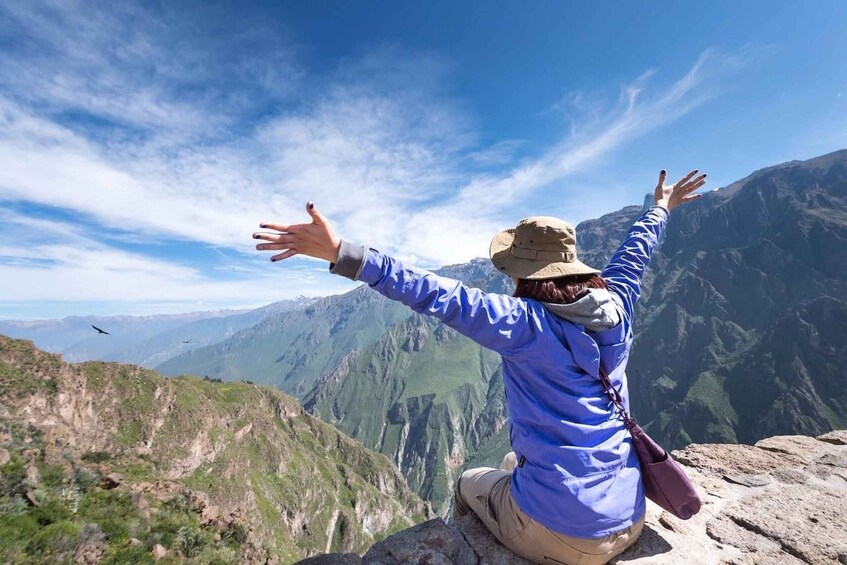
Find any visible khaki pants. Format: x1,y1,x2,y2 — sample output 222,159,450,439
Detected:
452,453,644,565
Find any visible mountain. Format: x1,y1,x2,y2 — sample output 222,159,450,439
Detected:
302,312,507,516
617,150,847,447
0,311,240,360
154,150,847,514
0,298,314,368
0,335,428,563
157,289,412,397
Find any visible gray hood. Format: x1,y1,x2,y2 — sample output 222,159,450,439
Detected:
542,288,623,332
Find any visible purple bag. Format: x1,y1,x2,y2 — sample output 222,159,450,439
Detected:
597,366,702,520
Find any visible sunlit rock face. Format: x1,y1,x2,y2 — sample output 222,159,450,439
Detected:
304,431,847,565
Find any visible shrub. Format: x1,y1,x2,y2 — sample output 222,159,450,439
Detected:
27,519,80,556
37,461,66,488
175,525,207,558
71,467,101,492
100,543,156,565
81,451,111,464
0,456,27,497
77,490,140,541
221,521,248,548
33,496,72,525
0,511,40,554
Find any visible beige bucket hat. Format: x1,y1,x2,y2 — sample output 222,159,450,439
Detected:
489,216,600,280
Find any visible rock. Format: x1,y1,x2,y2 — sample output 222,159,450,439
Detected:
297,554,362,564
151,544,167,559
129,538,143,547
362,518,477,564
24,490,40,507
98,472,123,489
754,435,830,464
770,468,810,485
0,447,9,465
74,540,107,564
201,504,220,525
673,443,795,474
816,452,847,468
453,513,534,564
131,491,150,518
816,430,847,445
717,484,847,564
722,473,771,487
306,432,847,565
24,463,40,486
657,512,690,536
704,517,787,557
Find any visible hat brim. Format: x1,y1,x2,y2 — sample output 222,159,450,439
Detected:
489,228,600,280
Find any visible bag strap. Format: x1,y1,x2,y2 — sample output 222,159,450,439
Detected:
597,363,637,431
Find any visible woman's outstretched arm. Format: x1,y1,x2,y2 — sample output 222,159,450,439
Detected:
601,169,707,325
254,202,537,356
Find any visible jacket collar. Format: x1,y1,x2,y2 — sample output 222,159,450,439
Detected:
541,288,622,332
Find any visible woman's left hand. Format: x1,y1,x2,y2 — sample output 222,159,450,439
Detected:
253,202,342,263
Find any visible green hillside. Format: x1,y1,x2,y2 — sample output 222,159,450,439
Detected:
157,288,411,398
303,315,505,515
0,336,428,564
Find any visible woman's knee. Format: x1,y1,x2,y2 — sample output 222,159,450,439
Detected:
500,451,517,471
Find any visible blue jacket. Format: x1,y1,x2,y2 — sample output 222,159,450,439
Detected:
329,205,669,538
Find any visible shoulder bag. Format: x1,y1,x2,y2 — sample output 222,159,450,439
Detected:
597,365,702,520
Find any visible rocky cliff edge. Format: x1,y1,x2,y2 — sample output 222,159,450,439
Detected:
300,431,847,565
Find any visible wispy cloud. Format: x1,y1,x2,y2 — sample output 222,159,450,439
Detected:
396,51,734,264
0,2,748,316
0,210,354,310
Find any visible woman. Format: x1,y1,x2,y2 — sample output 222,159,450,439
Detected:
254,169,706,564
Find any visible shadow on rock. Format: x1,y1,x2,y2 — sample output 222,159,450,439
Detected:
614,524,673,562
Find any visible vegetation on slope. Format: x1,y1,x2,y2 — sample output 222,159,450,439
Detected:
0,335,428,564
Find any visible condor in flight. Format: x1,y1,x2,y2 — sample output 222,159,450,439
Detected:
91,325,110,335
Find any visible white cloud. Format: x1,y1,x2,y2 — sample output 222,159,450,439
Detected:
0,210,354,306
396,52,726,265
0,2,749,316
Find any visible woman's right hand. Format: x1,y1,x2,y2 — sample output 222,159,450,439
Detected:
654,169,707,211
253,202,342,263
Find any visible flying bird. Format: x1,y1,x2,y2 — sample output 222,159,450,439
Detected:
91,325,110,335
182,340,192,344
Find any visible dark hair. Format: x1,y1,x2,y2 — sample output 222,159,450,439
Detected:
513,274,609,304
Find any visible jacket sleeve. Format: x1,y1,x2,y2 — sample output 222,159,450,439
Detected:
600,205,669,324
329,241,536,356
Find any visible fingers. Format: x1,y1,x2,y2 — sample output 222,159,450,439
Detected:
258,222,306,233
656,169,667,189
271,249,298,262
306,201,327,226
681,194,703,203
256,242,295,251
255,232,296,251
252,232,289,242
685,177,707,192
674,169,699,187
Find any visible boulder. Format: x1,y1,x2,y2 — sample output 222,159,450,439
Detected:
201,504,220,526
362,518,477,564
24,463,40,486
151,544,167,559
97,472,123,489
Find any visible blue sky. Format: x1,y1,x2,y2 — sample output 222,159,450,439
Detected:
1,1,845,320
